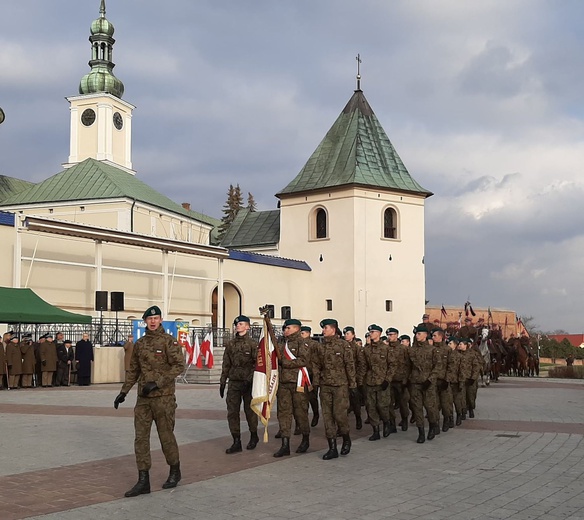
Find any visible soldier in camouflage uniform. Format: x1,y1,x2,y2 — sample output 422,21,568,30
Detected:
300,326,320,427
358,325,395,440
447,337,466,425
387,327,411,431
344,326,363,430
220,315,259,454
114,305,186,497
408,325,441,443
431,328,454,433
465,340,484,418
312,319,357,460
273,319,312,457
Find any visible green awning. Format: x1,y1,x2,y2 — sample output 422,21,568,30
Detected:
0,287,92,324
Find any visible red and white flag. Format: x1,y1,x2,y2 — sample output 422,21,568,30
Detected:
251,325,279,442
178,328,194,365
192,333,201,367
283,341,312,392
199,331,214,369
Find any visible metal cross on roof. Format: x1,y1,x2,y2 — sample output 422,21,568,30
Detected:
356,54,362,91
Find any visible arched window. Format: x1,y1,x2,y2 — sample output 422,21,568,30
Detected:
383,207,397,239
316,208,327,239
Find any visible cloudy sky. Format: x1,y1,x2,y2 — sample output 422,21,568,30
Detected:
1,1,583,332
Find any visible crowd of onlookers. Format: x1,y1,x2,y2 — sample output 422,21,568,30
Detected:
0,330,94,389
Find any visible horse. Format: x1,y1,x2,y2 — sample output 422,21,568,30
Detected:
477,327,492,387
516,342,529,377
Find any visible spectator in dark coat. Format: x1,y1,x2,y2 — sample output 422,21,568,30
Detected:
75,333,94,386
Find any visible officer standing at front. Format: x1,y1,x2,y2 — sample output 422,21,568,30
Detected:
113,305,185,497
220,315,259,454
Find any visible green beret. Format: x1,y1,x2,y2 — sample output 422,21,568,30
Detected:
399,334,411,342
320,318,338,329
413,325,429,334
431,328,444,335
365,332,370,338
343,326,355,335
447,337,459,344
142,305,162,320
300,326,312,333
368,324,383,333
386,327,399,335
458,338,471,344
234,315,250,325
283,319,302,328
381,336,387,341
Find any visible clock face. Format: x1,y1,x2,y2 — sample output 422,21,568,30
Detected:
0,107,5,125
113,112,123,130
81,108,96,127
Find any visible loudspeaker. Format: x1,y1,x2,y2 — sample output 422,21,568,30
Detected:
111,291,125,312
95,291,108,311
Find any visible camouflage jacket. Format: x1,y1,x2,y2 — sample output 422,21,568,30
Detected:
312,336,356,388
388,341,411,383
347,339,363,376
469,346,485,378
122,326,185,397
357,340,395,386
304,337,320,376
445,348,462,383
220,332,258,385
277,331,311,385
408,340,440,384
459,349,481,381
433,342,450,381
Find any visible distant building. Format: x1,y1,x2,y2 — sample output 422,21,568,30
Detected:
548,335,584,348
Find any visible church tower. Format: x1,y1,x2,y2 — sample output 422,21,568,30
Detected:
64,0,135,173
277,66,432,333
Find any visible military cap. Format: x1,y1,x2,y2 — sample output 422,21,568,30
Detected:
381,336,387,341
368,324,383,333
398,334,411,342
5,330,14,335
422,313,430,319
64,339,73,344
10,334,18,341
355,338,362,343
464,317,472,322
320,318,338,328
22,333,32,340
431,327,444,335
300,326,312,333
142,305,162,320
413,325,429,334
343,326,355,335
458,338,471,344
365,332,370,338
234,315,250,325
386,327,399,335
283,318,301,328
447,337,459,344
45,334,53,339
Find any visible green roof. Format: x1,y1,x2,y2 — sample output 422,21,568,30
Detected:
220,209,280,248
277,90,432,198
0,175,35,203
0,158,216,227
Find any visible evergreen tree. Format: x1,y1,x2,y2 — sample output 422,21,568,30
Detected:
218,184,245,241
247,192,257,212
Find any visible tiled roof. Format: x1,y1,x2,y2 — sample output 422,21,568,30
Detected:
228,250,311,271
277,90,432,198
220,209,280,248
0,158,216,227
0,175,34,202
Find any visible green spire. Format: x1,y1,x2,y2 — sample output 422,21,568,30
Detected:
79,0,124,98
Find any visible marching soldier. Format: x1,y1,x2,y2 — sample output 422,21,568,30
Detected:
343,326,363,430
219,315,259,454
431,328,453,432
447,337,466,426
408,325,441,443
113,305,186,497
466,339,484,418
399,335,411,347
300,325,320,426
357,325,394,440
387,327,411,431
312,319,357,460
273,319,312,457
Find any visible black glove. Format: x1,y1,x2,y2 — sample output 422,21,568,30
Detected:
113,392,126,409
219,383,226,398
349,387,359,399
242,380,251,393
466,378,475,387
381,380,389,391
42,360,47,366
422,379,432,390
141,381,158,397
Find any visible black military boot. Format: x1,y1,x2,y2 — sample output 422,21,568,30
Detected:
355,415,363,430
296,434,310,453
468,408,475,418
389,420,398,433
162,463,181,489
427,423,437,441
456,414,462,426
246,431,259,450
273,437,290,458
124,470,150,497
340,434,352,455
416,427,425,444
434,423,441,435
442,417,450,433
369,426,381,441
449,416,455,428
225,434,242,454
311,411,319,427
401,417,409,431
322,438,338,460
383,421,391,438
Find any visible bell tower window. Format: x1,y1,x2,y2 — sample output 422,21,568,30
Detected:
315,208,328,239
383,207,398,239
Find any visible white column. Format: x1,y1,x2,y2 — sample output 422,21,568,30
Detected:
162,251,169,316
95,241,103,290
217,258,224,329
13,215,22,287
68,105,79,164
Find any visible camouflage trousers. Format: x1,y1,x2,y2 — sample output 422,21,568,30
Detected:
437,381,453,418
309,387,319,416
134,395,179,471
226,380,258,435
320,385,350,438
465,379,478,410
365,384,390,427
276,382,310,437
390,382,410,423
409,383,439,427
451,381,465,414
349,384,362,419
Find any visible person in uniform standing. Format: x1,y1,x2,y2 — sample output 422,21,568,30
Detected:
399,335,411,347
430,328,453,433
56,339,75,386
40,334,57,387
358,325,394,440
312,319,357,460
20,334,35,388
408,325,441,443
273,319,312,457
343,326,363,430
75,333,94,386
114,305,186,497
0,332,7,390
219,315,259,454
6,334,23,389
300,325,320,427
387,327,411,431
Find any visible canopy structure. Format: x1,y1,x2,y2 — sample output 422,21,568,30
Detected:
0,287,92,324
